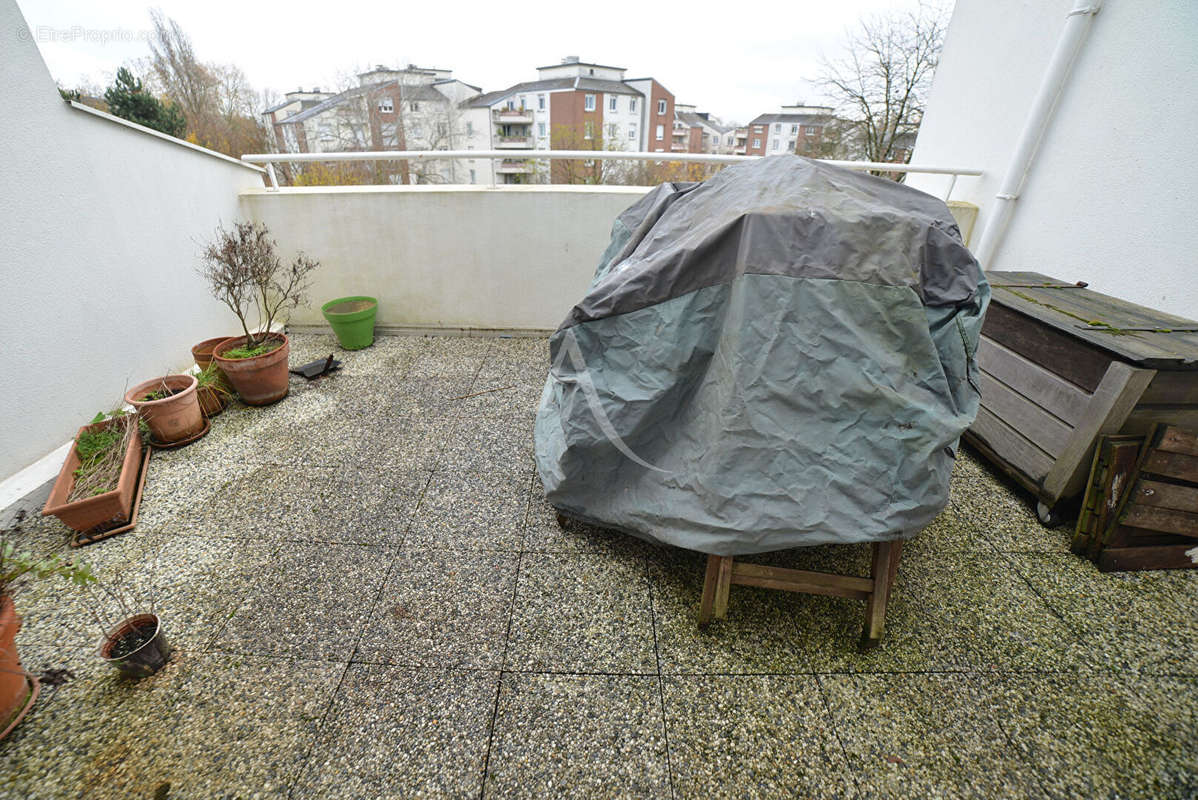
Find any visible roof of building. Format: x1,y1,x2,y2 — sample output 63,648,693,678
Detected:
279,83,449,124
748,112,835,127
462,77,642,108
536,60,626,71
432,78,482,92
262,98,296,115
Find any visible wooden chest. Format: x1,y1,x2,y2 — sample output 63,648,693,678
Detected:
965,271,1198,522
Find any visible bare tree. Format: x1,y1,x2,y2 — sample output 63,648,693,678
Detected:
816,3,946,170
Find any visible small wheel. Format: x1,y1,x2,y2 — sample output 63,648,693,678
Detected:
1036,500,1064,528
555,512,570,530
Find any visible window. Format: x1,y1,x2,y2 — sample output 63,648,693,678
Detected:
505,100,515,110
629,98,637,113
585,94,596,111
412,123,423,138
806,127,817,137
753,125,763,133
436,122,447,137
465,121,473,136
538,122,546,137
609,96,618,112
584,120,594,139
752,137,761,148
790,124,798,134
519,95,527,109
378,97,393,113
628,127,636,140
607,123,618,138
469,169,476,183
655,124,664,141
726,134,733,145
410,102,419,112
657,99,666,115
787,140,796,150
772,138,780,150
538,94,545,110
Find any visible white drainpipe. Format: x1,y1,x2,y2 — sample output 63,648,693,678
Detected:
974,0,1103,267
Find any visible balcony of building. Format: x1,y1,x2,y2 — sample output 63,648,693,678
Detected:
4,15,1197,798
495,134,535,148
495,159,534,174
493,107,534,125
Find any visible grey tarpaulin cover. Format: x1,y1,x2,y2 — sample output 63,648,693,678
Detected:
534,156,989,556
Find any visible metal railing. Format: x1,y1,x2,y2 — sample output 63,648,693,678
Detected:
241,149,982,199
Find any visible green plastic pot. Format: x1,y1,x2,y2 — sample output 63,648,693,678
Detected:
321,296,378,350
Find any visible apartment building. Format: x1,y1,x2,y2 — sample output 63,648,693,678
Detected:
460,57,676,183
261,65,481,183
743,104,835,157
672,104,735,154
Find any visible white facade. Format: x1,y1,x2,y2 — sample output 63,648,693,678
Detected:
1,0,264,483
906,0,1198,318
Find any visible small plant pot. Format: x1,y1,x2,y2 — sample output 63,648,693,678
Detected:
197,385,229,418
100,614,170,679
0,596,33,740
321,296,378,350
192,337,235,395
42,418,143,532
125,375,205,445
214,334,290,406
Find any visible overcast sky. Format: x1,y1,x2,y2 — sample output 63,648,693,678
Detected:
18,0,931,124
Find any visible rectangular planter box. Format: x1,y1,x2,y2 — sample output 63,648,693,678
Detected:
42,419,143,532
965,271,1198,517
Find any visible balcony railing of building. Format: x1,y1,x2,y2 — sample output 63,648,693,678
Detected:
496,159,534,174
496,136,535,148
242,150,983,200
493,108,534,124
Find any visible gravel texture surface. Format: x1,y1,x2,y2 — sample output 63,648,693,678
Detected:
1,334,1195,798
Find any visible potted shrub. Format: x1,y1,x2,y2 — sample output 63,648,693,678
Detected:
98,612,170,679
0,511,95,740
195,361,233,418
124,375,206,445
42,411,144,533
321,296,378,350
197,222,319,406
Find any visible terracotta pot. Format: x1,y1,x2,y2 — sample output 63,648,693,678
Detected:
125,375,205,444
43,418,143,532
197,385,229,418
0,596,29,734
213,334,290,406
192,336,235,393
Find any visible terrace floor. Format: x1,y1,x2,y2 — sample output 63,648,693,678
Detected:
1,332,1196,799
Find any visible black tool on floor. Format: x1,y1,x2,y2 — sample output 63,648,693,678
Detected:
290,353,342,379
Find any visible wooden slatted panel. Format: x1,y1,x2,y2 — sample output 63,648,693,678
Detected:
1158,426,1198,457
977,337,1089,427
1132,479,1198,513
978,372,1074,457
1139,372,1198,405
1120,407,1198,438
729,562,873,600
1143,451,1198,484
967,406,1054,485
1122,505,1198,539
1098,544,1198,572
981,303,1112,392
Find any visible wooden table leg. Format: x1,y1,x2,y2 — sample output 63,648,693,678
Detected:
861,541,901,650
713,556,734,620
698,554,720,628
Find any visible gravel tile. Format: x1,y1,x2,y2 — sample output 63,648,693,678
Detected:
294,664,497,799
976,672,1198,799
438,413,536,474
198,464,425,546
1,652,342,799
506,551,656,674
404,470,528,551
212,542,391,660
405,336,490,382
821,672,1043,799
484,673,670,799
524,478,644,554
356,550,518,668
365,415,456,471
664,675,856,799
322,374,470,418
1009,552,1198,674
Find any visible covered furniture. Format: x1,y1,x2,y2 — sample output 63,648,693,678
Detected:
536,157,988,644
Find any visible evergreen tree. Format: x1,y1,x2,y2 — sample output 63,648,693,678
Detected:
103,67,187,138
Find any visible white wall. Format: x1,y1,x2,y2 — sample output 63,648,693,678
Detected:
240,185,649,331
907,0,1198,318
0,0,264,482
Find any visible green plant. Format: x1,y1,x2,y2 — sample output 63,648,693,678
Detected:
0,511,95,598
68,411,139,502
222,341,281,360
196,222,320,350
194,362,233,397
102,67,186,138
